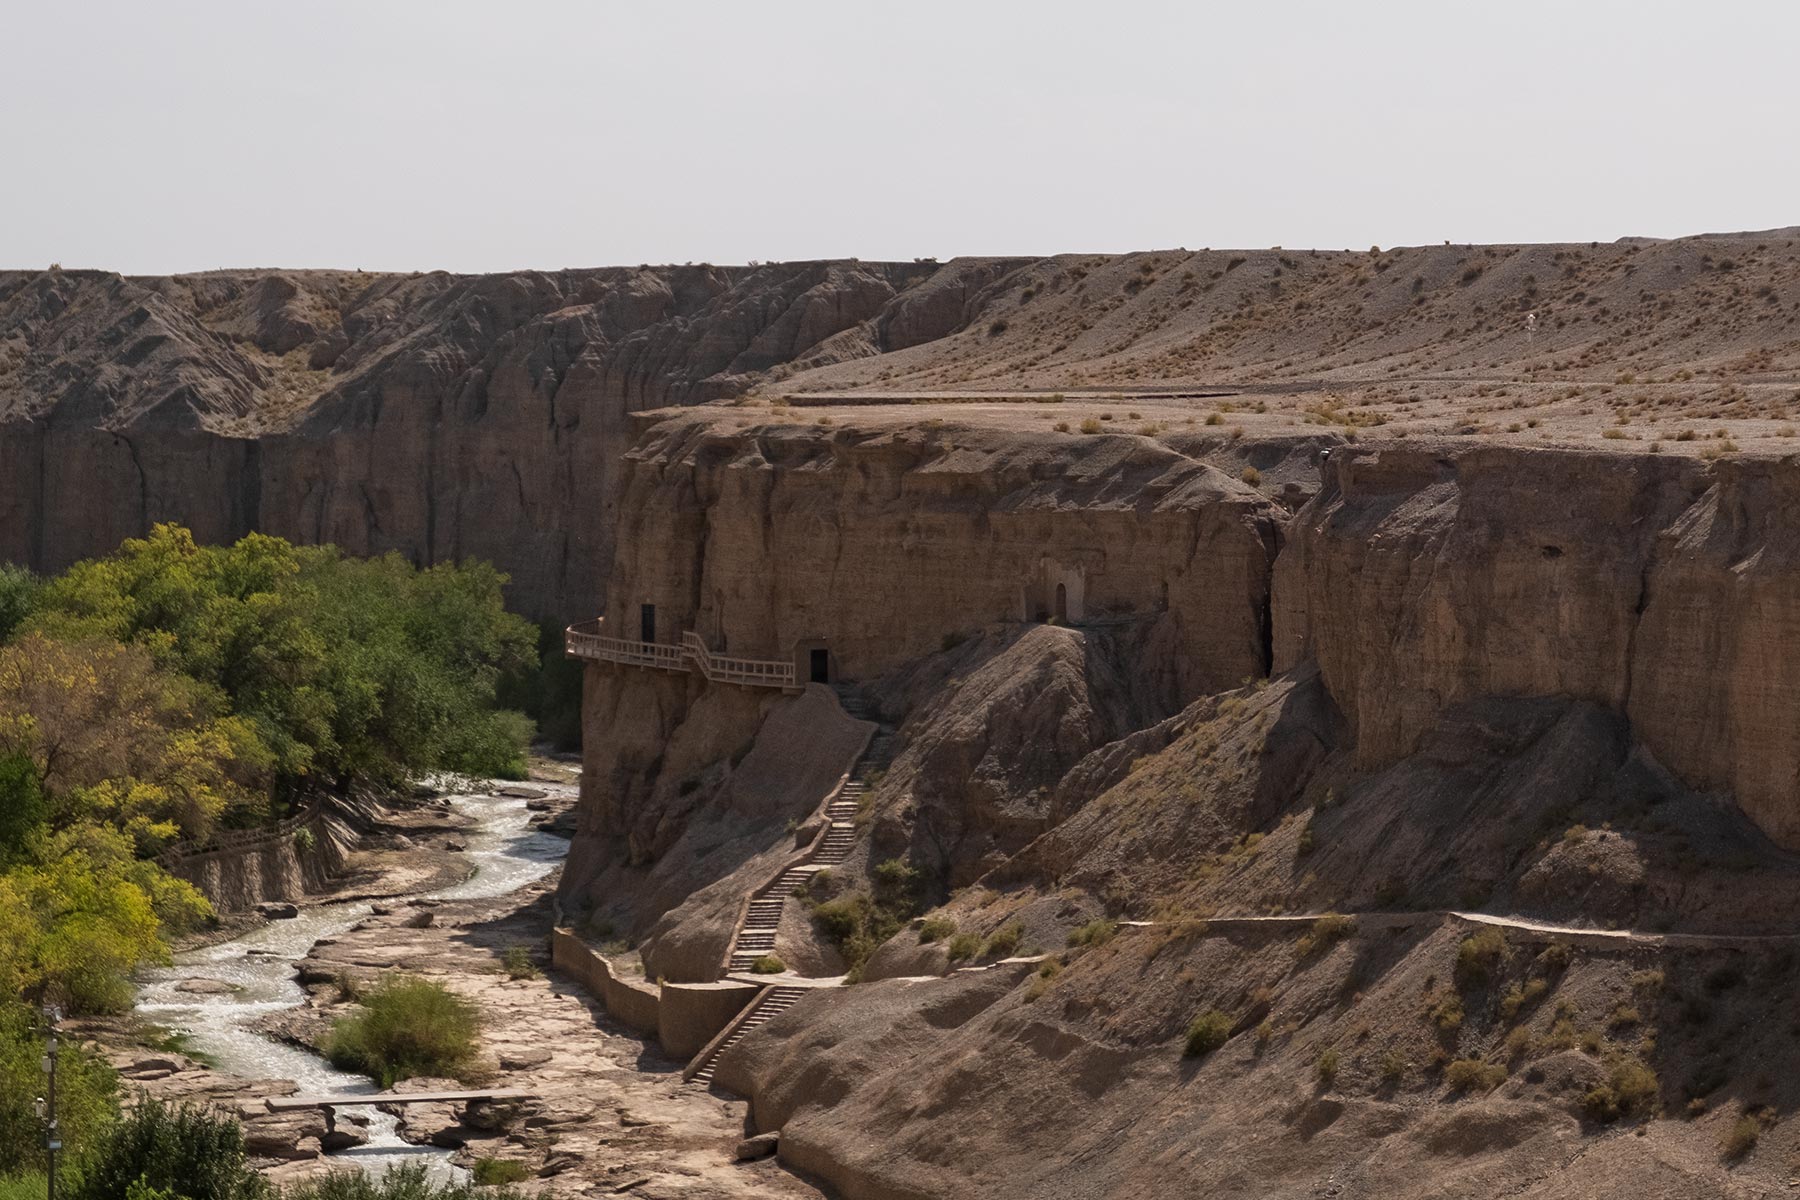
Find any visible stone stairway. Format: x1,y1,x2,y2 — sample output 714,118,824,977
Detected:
727,865,822,971
689,984,809,1086
720,685,896,973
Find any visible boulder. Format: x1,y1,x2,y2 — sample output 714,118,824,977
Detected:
258,902,300,920
173,977,240,994
734,1132,780,1161
499,1048,553,1071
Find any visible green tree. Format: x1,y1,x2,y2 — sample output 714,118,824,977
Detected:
0,566,35,643
0,1003,117,1178
0,635,270,848
69,1100,268,1200
29,526,537,790
0,755,46,869
0,825,209,1012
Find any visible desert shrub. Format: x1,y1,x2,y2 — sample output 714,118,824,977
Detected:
1240,466,1261,486
1428,992,1465,1031
323,976,480,1087
809,889,912,978
70,1099,268,1200
750,955,786,974
1296,913,1354,957
917,915,956,944
1454,927,1508,990
1444,1058,1507,1093
1316,1048,1340,1087
1026,958,1062,1001
499,946,538,981
1184,1009,1233,1056
279,1163,522,1199
1379,1049,1408,1083
1720,1112,1765,1161
872,857,920,900
469,1158,530,1186
809,895,865,941
1066,919,1117,950
1537,942,1572,972
983,923,1023,959
1079,418,1102,435
1499,978,1547,1020
1581,1054,1659,1123
946,933,981,962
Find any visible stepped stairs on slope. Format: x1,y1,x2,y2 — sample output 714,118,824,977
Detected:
719,684,897,974
688,984,809,1086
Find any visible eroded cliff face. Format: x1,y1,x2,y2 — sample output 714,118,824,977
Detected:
603,414,1286,696
0,262,948,617
1273,442,1800,847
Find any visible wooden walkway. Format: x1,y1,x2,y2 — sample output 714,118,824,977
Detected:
266,1088,536,1111
564,619,799,690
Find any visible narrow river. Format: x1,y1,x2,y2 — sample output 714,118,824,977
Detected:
134,788,570,1181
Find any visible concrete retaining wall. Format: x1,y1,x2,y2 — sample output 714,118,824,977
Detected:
660,979,762,1059
551,929,661,1038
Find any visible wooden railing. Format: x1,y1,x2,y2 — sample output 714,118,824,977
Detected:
565,619,684,670
681,632,796,688
156,800,323,867
564,619,797,691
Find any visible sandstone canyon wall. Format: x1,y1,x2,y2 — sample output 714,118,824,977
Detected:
603,414,1286,694
0,261,966,617
1274,442,1800,846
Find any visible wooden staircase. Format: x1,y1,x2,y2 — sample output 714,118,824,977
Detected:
688,985,808,1086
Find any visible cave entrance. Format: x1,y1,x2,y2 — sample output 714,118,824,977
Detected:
640,603,656,644
1054,583,1068,624
809,648,831,684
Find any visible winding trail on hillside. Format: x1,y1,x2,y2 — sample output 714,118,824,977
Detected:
1132,908,1800,949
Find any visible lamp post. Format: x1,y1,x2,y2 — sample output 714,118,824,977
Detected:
40,1005,60,1200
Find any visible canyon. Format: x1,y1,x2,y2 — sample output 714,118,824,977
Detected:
15,231,1800,1196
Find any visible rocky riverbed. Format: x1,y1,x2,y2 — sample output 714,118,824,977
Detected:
93,771,812,1197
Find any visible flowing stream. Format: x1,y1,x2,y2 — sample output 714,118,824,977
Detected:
134,788,569,1181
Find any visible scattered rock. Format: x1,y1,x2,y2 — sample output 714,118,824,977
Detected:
443,839,467,852
734,1132,779,1161
173,977,240,994
460,1098,529,1132
258,902,300,920
320,1111,371,1153
121,1057,181,1078
370,903,394,916
499,1048,553,1071
498,786,548,800
243,1112,326,1160
403,910,435,929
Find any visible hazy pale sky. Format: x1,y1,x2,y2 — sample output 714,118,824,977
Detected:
6,1,1796,275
